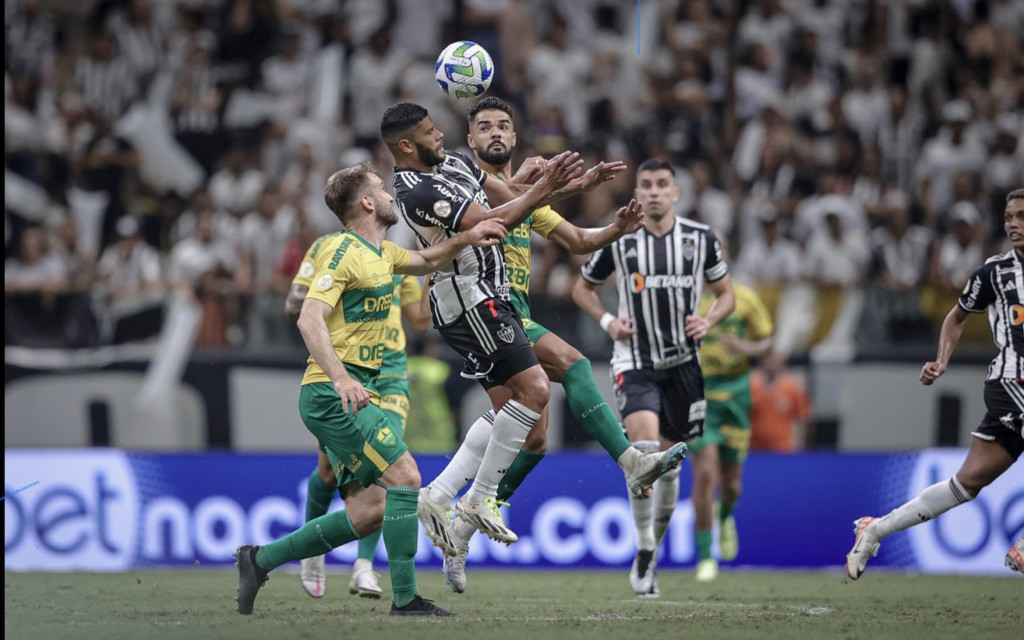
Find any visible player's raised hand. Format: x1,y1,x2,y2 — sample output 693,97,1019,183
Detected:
467,218,508,246
580,161,628,192
613,199,644,234
511,156,545,185
684,314,712,340
920,361,947,385
539,150,584,192
333,377,370,414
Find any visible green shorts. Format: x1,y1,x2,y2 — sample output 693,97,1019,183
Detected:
688,374,751,465
378,348,410,436
511,289,550,345
300,380,408,488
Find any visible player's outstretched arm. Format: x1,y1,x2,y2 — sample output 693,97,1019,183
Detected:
466,151,583,230
297,297,370,414
400,218,508,275
548,199,644,255
921,305,968,385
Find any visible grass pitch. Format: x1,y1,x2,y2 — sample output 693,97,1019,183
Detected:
5,568,1020,640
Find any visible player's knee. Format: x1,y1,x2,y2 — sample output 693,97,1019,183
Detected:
524,427,548,453
513,371,550,409
350,506,384,536
383,453,421,488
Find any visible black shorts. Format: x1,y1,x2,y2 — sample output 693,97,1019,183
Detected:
975,380,1024,461
440,298,538,388
613,359,706,442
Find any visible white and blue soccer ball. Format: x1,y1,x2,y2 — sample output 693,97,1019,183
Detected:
434,41,494,100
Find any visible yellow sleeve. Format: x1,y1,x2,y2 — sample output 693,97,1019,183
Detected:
305,236,352,307
382,241,411,273
400,274,423,305
292,233,337,288
530,206,566,239
739,285,774,339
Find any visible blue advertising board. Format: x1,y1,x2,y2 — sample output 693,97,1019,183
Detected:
4,450,1021,573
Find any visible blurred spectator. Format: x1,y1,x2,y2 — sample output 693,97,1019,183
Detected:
734,208,801,320
73,30,139,123
208,146,266,219
236,185,296,347
170,36,227,176
106,0,167,96
5,0,63,82
259,29,311,122
862,190,933,344
167,210,237,348
4,225,70,346
527,10,591,139
750,349,812,452
279,141,336,235
803,210,870,347
347,24,411,149
914,100,986,224
682,159,734,238
94,217,165,343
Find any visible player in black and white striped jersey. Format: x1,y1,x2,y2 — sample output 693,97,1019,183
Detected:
381,101,630,551
573,159,736,597
846,188,1024,580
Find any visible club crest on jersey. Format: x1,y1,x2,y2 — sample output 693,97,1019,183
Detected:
299,261,315,278
376,427,396,447
497,323,515,343
683,239,695,261
433,200,452,218
317,273,334,290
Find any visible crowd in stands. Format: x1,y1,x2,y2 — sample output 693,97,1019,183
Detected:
5,0,1023,358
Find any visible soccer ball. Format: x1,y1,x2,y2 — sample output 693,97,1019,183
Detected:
434,41,494,100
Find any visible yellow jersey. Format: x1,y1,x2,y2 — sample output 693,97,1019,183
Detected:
384,274,423,353
300,231,410,386
488,172,565,295
292,232,342,289
698,283,773,379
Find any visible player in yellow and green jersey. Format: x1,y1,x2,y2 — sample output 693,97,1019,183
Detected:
233,162,507,618
420,96,688,595
287,235,429,600
690,231,774,583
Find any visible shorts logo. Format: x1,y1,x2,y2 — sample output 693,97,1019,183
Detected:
1012,305,1024,325
317,274,334,290
497,323,515,344
299,261,315,278
347,454,362,473
433,200,452,218
376,427,396,447
688,399,707,423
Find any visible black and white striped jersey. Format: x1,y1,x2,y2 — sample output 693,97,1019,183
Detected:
958,249,1024,380
393,151,508,327
582,218,728,375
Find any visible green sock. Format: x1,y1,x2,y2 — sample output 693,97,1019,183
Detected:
719,500,736,523
696,530,714,562
255,510,360,571
497,450,545,502
563,358,631,460
383,486,420,608
305,469,335,522
357,531,381,562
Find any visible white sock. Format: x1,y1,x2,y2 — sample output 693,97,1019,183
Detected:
873,477,973,540
652,467,681,547
429,411,495,505
466,400,539,503
617,446,641,473
628,440,660,549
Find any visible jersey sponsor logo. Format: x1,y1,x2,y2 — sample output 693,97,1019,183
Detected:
316,274,334,290
497,323,515,344
299,262,315,278
364,294,393,313
1012,305,1024,325
358,344,385,362
433,200,452,218
630,273,695,293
